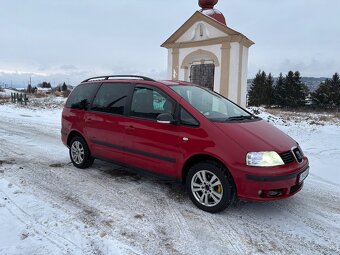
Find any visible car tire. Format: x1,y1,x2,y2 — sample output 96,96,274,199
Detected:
69,136,94,169
186,161,235,213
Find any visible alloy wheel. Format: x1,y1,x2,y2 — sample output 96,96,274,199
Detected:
191,170,223,207
71,141,85,165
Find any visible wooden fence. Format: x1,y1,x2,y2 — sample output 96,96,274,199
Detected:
11,93,28,105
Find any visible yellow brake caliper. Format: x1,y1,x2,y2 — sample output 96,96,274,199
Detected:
216,184,222,193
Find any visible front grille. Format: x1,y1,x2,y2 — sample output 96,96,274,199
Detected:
292,147,304,163
279,151,295,164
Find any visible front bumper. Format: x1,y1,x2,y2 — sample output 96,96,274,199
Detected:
246,164,309,182
234,160,309,201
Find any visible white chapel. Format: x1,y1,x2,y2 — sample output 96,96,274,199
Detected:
161,0,254,107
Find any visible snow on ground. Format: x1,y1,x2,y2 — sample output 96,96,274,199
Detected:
0,102,339,255
0,89,18,96
0,90,11,104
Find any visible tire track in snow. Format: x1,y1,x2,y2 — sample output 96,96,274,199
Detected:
0,182,82,254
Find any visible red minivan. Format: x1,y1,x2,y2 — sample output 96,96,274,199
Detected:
61,75,309,213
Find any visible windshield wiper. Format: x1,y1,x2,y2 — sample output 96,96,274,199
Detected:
226,115,256,121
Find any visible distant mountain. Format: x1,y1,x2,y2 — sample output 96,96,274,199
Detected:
301,77,328,92
247,77,328,92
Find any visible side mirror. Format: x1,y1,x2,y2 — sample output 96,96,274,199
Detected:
157,113,175,124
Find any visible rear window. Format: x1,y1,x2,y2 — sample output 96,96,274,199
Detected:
66,83,100,108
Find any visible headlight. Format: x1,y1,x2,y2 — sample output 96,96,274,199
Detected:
246,151,284,167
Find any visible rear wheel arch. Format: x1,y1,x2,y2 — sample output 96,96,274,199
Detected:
67,131,86,147
69,136,94,169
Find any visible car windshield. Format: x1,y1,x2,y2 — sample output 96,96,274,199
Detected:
170,85,255,122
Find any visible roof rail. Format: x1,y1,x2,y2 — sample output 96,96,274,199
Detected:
81,75,156,83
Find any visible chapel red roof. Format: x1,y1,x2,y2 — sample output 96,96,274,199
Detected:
198,0,226,25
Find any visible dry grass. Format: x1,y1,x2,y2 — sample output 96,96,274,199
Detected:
0,93,66,109
0,94,10,104
265,108,340,125
34,93,48,98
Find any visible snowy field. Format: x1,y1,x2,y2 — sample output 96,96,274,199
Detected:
0,101,339,255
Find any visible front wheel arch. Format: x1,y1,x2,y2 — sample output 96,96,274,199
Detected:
186,160,236,213
182,155,236,190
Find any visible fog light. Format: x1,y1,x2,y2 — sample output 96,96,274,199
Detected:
268,190,282,197
260,189,284,198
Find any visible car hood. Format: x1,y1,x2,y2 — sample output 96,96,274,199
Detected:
214,119,296,153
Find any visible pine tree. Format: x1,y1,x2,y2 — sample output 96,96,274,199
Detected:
265,73,274,106
39,81,52,88
313,72,340,108
293,71,308,107
330,73,340,107
273,73,285,106
312,80,332,107
61,82,67,91
283,71,295,107
282,71,308,107
248,70,267,106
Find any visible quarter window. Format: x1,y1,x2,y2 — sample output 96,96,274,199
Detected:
66,83,100,109
130,87,174,120
180,107,199,127
92,83,131,115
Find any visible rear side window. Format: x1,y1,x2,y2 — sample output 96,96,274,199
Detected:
66,83,100,108
91,83,132,115
130,87,174,120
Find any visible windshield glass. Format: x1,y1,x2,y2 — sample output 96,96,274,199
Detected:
170,85,254,122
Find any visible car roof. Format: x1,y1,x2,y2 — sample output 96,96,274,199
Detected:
158,80,192,86
81,75,155,83
80,75,193,87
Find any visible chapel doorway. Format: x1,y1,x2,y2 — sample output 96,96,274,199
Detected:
190,63,215,90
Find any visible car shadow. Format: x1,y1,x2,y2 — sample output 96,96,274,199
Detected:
85,159,305,216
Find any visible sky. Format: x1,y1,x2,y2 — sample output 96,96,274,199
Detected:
0,0,339,87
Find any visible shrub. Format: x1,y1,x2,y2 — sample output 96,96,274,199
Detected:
63,89,71,98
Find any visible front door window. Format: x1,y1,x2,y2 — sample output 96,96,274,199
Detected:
130,87,174,120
